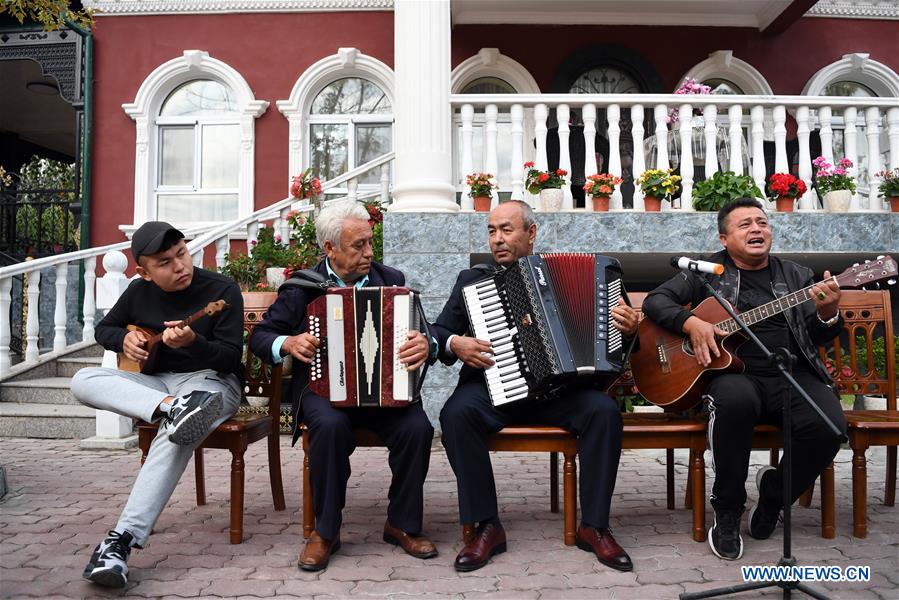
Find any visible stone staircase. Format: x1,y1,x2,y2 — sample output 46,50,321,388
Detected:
0,345,104,439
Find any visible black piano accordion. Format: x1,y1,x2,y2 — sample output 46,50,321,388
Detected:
462,253,629,406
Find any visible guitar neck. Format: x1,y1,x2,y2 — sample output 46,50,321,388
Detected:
147,306,211,343
714,276,835,334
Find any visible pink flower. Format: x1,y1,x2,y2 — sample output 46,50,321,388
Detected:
838,157,853,168
524,161,535,168
813,156,828,168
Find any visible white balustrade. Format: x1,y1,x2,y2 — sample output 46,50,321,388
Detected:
510,104,524,200
0,277,11,373
631,105,646,211
654,104,670,170
728,105,743,174
888,107,899,170
82,256,97,344
750,105,766,196
796,106,814,211
53,263,68,353
704,104,719,180
678,104,694,211
866,107,883,211
819,106,834,165
214,236,230,271
460,104,474,210
557,104,573,210
582,103,598,212
607,104,622,210
485,104,499,210
25,269,40,363
844,107,860,211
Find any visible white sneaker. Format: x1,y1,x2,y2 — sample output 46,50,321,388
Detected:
165,390,223,446
82,530,135,588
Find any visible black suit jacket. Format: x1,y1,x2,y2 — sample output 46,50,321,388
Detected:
249,259,432,442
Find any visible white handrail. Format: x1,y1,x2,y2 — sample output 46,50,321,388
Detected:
451,93,899,109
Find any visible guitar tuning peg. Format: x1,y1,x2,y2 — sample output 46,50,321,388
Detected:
877,255,884,260
864,259,871,264
853,263,860,267
889,279,897,286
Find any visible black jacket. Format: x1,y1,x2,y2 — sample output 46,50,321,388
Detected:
642,249,842,385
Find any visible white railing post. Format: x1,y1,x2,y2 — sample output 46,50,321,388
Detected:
534,103,549,210
82,256,97,344
582,104,598,212
887,107,899,170
607,104,622,210
796,106,815,211
485,104,500,210
750,105,767,195
0,277,12,372
557,104,573,210
279,206,292,241
844,107,860,211
192,247,204,267
24,267,40,364
460,104,474,210
214,236,229,271
510,104,524,201
865,107,883,211
819,106,834,165
678,104,694,211
247,221,260,249
380,163,391,204
654,104,669,170
53,263,68,353
773,105,788,176
704,104,719,180
728,105,743,174
631,105,645,211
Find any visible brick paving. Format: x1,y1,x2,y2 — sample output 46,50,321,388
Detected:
0,437,896,599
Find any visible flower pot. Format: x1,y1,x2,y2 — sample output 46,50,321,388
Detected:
591,195,611,212
472,196,492,212
539,188,563,212
775,196,795,213
266,267,286,289
890,197,899,213
823,189,851,212
644,196,662,212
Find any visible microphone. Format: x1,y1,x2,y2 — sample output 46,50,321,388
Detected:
670,256,725,276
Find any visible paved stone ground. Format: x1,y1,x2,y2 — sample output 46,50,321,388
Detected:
1,437,896,599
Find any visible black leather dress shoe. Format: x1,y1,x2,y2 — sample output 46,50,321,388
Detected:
454,523,507,572
575,525,633,572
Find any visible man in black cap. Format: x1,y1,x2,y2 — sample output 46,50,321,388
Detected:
71,221,244,588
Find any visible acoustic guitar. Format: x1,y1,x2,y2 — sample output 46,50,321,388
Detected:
630,257,897,412
117,300,229,374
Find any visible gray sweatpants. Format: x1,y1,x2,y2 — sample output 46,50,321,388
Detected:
71,367,241,546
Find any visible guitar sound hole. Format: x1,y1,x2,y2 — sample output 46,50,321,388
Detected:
682,339,695,356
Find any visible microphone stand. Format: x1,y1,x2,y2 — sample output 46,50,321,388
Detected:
679,271,843,600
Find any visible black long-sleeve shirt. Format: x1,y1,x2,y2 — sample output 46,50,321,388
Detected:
95,268,244,377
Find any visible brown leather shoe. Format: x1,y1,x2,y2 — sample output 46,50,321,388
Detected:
454,523,507,572
383,521,438,559
298,531,340,572
576,525,633,572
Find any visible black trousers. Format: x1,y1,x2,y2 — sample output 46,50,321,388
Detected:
439,380,623,529
705,370,847,512
301,393,434,540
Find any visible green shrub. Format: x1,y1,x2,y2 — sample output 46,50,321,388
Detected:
692,171,762,212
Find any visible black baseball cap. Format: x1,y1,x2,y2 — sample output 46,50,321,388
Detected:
131,221,185,261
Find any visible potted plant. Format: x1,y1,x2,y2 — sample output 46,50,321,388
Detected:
465,172,496,212
691,170,763,212
583,173,623,212
635,168,681,212
524,161,567,212
767,173,807,213
875,168,899,212
813,156,856,212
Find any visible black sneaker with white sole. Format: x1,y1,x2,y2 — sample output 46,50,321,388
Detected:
82,530,135,588
748,466,782,540
708,506,744,560
165,390,223,446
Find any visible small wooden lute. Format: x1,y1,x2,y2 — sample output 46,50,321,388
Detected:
117,300,229,374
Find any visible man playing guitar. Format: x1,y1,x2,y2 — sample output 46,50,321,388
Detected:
642,198,847,561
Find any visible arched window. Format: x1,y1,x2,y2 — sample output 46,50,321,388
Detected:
569,67,640,95
307,77,392,186
155,80,241,222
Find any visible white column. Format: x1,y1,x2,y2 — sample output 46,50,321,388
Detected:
703,104,718,180
608,104,623,210
678,104,694,211
460,104,474,210
0,277,12,373
53,263,68,353
844,107,859,211
510,104,524,200
796,106,814,211
24,268,40,364
485,104,500,209
728,105,743,174
81,256,97,343
819,106,834,165
654,104,669,170
390,0,456,212
557,104,573,210
888,107,899,170
534,103,549,209
866,107,883,211
751,105,767,194
631,105,646,211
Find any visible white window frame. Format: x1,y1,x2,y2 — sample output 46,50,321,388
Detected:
123,50,268,231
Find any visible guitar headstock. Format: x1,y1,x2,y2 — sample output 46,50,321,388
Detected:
205,299,229,316
835,255,898,289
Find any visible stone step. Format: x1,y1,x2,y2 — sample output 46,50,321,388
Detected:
0,377,78,405
56,356,103,378
0,403,95,439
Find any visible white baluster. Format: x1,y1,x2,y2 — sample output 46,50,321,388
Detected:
607,104,622,210
25,267,40,363
0,277,12,372
460,104,474,210
557,104,573,210
247,221,260,253
215,236,230,271
773,105,788,177
380,163,391,204
654,104,669,170
751,105,767,194
582,104,597,212
819,106,834,165
279,206,291,242
866,107,883,211
510,104,524,201
728,105,743,174
843,107,859,211
796,106,814,211
192,247,205,267
53,263,68,353
485,104,500,209
81,256,96,343
678,104,694,211
631,105,645,211
888,107,899,170
704,104,718,180
534,103,549,209
347,178,358,202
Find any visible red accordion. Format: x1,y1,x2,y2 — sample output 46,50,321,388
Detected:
307,286,427,407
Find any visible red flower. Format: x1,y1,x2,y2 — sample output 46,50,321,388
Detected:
555,169,567,176
524,161,535,168
538,173,549,182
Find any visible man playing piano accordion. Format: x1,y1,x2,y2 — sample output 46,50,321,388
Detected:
249,203,439,572
434,200,640,572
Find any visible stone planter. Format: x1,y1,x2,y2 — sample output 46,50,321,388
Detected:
539,188,563,212
823,189,851,212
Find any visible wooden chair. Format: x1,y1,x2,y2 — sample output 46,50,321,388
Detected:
137,291,287,544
